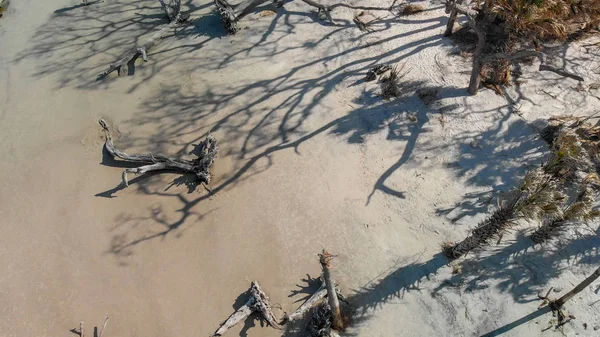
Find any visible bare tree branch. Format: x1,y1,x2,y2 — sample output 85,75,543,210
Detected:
212,281,280,336
99,119,217,187
97,3,188,80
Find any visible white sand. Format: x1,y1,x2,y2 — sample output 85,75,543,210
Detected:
0,0,599,336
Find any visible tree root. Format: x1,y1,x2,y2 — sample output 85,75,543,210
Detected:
99,119,217,187
212,281,281,336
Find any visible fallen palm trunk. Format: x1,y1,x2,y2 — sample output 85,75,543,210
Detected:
99,119,217,187
97,7,188,79
443,168,566,259
284,281,328,323
319,250,343,331
284,278,346,322
212,281,280,336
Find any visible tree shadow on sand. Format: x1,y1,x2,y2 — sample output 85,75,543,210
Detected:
331,225,598,335
15,0,223,91
96,8,452,256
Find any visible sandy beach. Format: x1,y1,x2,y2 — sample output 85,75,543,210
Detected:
0,0,599,336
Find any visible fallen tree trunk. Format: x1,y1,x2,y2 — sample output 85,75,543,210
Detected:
97,8,188,80
283,279,346,322
319,250,343,331
212,281,280,336
284,281,328,323
99,119,217,187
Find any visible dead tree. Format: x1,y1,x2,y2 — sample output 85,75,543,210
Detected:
214,0,393,34
99,119,217,187
97,0,189,79
284,281,328,323
212,281,280,336
319,250,343,331
445,2,584,95
283,277,345,323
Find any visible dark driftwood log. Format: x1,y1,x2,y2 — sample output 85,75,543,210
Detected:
99,119,217,187
97,7,188,80
212,281,280,336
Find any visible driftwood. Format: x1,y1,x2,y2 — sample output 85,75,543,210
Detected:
99,119,217,187
212,281,280,336
97,1,189,80
283,279,346,322
537,267,600,327
285,281,328,322
445,2,584,94
158,0,181,22
72,318,108,337
214,0,392,34
319,250,343,331
551,266,600,310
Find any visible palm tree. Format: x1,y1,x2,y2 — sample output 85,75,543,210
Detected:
443,168,566,259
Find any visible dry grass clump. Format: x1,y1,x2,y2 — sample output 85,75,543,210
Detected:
451,0,600,91
379,63,411,99
399,4,425,16
481,58,511,96
492,0,600,42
